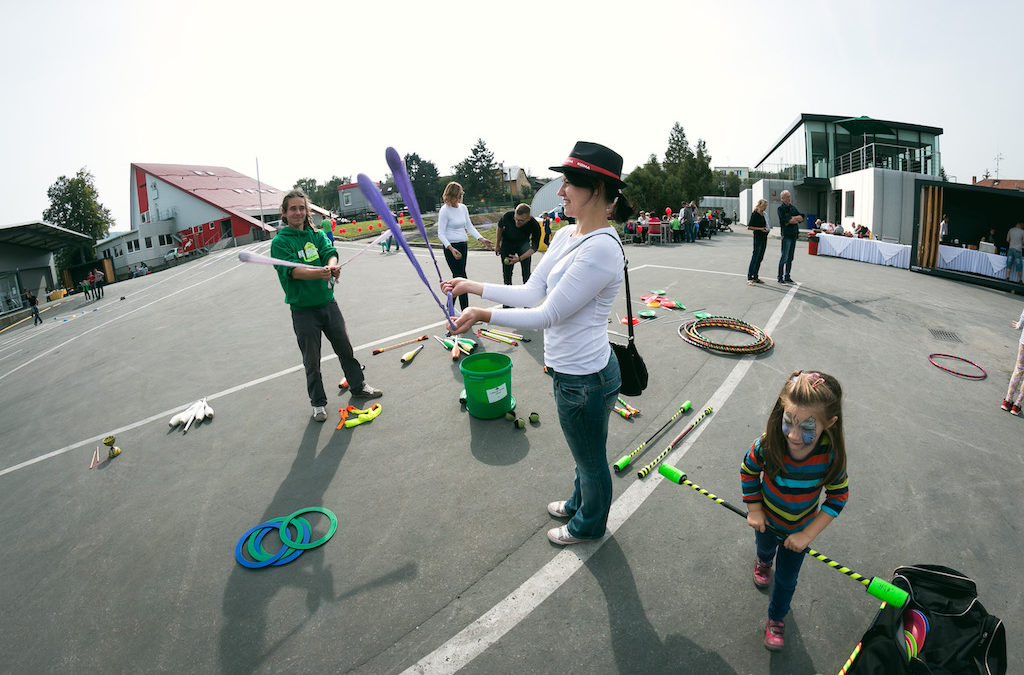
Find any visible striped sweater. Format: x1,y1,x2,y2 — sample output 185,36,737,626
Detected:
740,434,849,534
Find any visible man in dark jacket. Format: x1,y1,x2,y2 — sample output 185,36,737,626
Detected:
776,190,803,283
495,203,542,285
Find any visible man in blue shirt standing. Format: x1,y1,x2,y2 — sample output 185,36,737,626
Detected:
777,190,804,284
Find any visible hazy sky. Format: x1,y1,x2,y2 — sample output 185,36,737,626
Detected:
2,0,1020,232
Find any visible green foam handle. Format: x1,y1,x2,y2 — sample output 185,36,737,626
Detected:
658,464,685,483
866,577,908,608
681,400,692,412
613,456,631,472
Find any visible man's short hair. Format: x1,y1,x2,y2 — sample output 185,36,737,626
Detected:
514,203,531,216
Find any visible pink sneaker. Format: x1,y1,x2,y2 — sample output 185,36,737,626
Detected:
764,618,785,651
1000,399,1013,412
753,558,772,588
1013,405,1023,416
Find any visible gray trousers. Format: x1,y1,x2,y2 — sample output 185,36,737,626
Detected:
291,301,364,406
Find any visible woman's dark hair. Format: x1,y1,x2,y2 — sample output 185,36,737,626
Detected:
562,169,634,224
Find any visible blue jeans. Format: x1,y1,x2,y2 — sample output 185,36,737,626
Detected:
551,353,621,539
684,222,696,242
1008,248,1022,280
778,236,797,280
755,529,806,621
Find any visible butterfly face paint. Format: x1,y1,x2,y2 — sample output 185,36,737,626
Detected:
782,411,818,448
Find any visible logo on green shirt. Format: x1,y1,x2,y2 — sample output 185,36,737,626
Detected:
300,242,320,264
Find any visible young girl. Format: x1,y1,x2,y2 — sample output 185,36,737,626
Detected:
1000,307,1024,414
740,370,849,650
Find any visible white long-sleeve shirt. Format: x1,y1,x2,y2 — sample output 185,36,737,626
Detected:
484,226,623,374
437,203,483,247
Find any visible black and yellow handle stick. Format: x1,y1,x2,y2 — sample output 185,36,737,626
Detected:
657,464,909,608
636,406,712,478
612,400,691,473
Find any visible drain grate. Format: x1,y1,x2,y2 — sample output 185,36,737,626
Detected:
929,328,962,343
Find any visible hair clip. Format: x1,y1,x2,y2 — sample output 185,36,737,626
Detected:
805,372,825,388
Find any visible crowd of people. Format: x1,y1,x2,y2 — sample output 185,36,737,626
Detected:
624,205,735,244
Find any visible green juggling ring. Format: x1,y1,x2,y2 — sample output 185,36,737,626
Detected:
278,507,338,550
657,464,908,608
612,401,692,472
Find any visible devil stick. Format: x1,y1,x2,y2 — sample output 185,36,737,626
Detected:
612,400,692,472
357,173,456,332
657,464,909,608
385,147,456,320
636,406,712,478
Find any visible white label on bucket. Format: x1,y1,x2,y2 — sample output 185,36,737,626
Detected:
485,383,507,404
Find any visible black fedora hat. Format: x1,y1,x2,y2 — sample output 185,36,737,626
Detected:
549,141,626,189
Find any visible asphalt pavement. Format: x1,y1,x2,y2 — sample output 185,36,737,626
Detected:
0,230,1019,674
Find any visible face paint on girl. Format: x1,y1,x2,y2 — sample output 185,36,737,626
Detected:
781,406,825,458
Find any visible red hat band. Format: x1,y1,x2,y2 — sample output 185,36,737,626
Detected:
560,157,621,182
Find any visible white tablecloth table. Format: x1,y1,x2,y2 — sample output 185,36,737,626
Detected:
936,245,1008,279
816,233,911,269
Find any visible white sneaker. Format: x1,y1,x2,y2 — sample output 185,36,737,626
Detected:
312,406,327,423
547,501,570,518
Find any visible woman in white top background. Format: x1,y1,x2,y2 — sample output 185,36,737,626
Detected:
437,181,493,310
442,141,634,546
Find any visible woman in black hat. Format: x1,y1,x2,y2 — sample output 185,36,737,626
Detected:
442,141,633,545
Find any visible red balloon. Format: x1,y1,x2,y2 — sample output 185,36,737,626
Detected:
555,216,561,223
398,218,403,224
665,207,671,215
357,227,362,232
340,228,346,233
369,224,374,230
352,220,357,225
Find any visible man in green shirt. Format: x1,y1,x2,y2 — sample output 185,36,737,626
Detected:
271,189,381,423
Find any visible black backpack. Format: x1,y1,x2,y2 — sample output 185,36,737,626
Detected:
846,564,1006,674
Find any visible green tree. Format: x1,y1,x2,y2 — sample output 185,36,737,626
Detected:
454,138,502,203
293,177,318,197
664,122,693,168
43,168,114,270
723,171,742,197
404,152,441,210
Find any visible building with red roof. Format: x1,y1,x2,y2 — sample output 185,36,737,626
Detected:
97,163,328,277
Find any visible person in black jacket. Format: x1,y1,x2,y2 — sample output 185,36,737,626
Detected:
776,190,804,283
747,199,770,284
495,204,542,285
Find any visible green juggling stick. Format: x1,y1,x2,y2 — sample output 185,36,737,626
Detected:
636,406,713,478
612,401,692,473
658,464,908,608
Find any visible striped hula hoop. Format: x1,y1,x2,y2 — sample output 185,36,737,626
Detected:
677,316,774,355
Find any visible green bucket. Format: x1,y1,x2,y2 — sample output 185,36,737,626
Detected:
459,352,514,419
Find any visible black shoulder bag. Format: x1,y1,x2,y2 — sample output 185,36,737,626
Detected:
561,231,648,396
601,233,648,396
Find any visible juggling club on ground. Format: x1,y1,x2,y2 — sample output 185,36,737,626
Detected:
636,406,712,478
612,400,692,473
657,463,909,609
372,335,428,355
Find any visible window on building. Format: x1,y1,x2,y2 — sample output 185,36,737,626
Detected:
209,223,215,230
845,191,855,217
145,237,152,248
343,193,352,206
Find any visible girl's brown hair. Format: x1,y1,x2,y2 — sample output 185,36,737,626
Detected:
761,369,846,486
442,182,463,208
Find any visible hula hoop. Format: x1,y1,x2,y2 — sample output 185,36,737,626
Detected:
234,521,294,568
927,353,986,380
677,316,774,355
247,516,312,566
278,507,338,550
